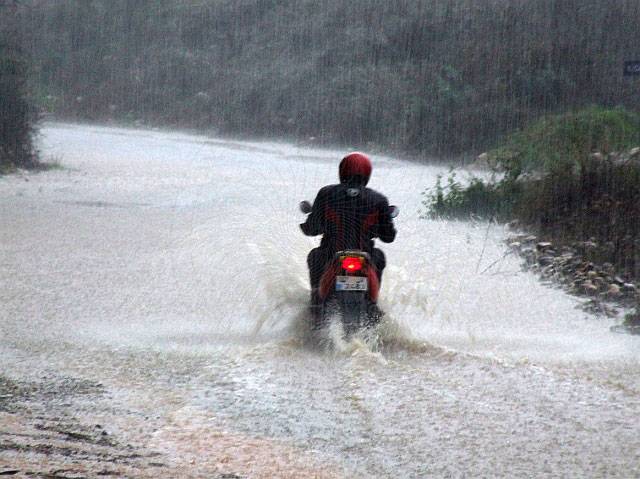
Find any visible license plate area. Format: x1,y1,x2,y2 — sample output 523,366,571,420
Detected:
336,275,368,291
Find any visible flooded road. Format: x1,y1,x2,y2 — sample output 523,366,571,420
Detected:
1,124,639,477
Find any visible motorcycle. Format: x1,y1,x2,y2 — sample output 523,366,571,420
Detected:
299,200,399,334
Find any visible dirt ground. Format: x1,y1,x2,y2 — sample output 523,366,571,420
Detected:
0,374,189,478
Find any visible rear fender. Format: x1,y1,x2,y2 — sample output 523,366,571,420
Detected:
319,262,379,303
367,264,380,303
319,262,340,300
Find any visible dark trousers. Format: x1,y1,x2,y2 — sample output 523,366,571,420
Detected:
307,247,386,292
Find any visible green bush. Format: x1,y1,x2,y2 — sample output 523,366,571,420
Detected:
423,171,522,221
425,107,640,279
490,107,640,179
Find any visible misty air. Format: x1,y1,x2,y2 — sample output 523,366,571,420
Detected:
1,1,640,477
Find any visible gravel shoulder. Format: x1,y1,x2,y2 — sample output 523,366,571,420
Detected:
508,233,640,329
0,374,180,478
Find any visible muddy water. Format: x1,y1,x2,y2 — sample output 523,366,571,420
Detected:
1,124,639,477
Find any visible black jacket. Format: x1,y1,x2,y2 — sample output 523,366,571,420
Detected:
300,183,396,253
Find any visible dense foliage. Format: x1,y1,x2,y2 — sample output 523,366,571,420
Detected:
425,108,640,279
1,1,38,171
14,0,640,154
491,107,640,179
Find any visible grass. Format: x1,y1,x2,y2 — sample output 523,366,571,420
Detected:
0,163,17,175
489,106,640,179
0,154,63,176
425,107,640,281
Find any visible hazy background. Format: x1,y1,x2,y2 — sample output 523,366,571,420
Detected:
9,0,640,156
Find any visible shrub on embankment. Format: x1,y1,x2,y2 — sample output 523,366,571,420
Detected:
425,107,640,281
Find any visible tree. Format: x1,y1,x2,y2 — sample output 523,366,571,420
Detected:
0,0,38,170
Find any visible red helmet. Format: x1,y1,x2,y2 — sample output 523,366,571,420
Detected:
339,152,372,185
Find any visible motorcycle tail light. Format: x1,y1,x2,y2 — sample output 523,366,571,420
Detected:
341,256,363,272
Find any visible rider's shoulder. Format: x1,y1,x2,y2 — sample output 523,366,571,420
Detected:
316,184,338,196
320,183,344,195
364,187,389,204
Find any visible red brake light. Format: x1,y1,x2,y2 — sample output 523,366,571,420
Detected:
341,257,363,272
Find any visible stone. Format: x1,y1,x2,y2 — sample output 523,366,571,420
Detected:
475,152,490,168
629,147,640,159
542,264,554,273
602,262,614,273
538,256,554,266
536,241,552,251
578,262,595,272
607,284,622,297
582,281,599,295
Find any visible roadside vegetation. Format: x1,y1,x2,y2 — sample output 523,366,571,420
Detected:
425,107,640,325
425,107,640,278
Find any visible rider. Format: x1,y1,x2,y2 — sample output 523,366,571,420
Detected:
300,152,397,305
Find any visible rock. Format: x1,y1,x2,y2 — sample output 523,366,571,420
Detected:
598,302,618,317
582,281,599,295
629,147,640,159
538,256,554,266
474,152,490,168
508,241,521,250
562,265,578,275
542,265,555,275
578,262,595,273
536,241,552,251
607,284,622,297
601,262,614,273
559,253,572,261
581,241,598,250
521,247,535,260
